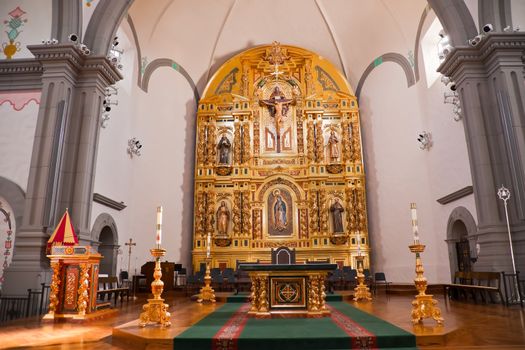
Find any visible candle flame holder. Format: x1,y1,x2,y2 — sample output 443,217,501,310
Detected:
197,257,216,303
353,255,372,301
139,247,171,327
409,243,444,325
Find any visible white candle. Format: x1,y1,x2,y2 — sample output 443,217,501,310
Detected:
206,232,211,258
156,206,163,246
410,203,419,243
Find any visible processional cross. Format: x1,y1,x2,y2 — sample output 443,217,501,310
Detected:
125,238,136,275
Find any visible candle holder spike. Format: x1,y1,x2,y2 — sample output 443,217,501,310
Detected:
409,243,444,325
139,247,171,327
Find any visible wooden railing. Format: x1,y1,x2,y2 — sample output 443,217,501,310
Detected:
0,283,50,324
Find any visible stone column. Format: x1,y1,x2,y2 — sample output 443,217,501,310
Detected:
438,33,525,273
2,44,121,294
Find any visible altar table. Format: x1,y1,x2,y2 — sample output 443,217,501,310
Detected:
238,263,337,318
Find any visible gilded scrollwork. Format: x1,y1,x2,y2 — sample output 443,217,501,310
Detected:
296,109,304,154
341,119,351,162
305,59,314,96
319,189,329,233
253,111,260,156
241,191,251,235
241,63,250,97
307,119,315,162
206,123,217,165
206,191,216,234
357,187,367,232
77,263,89,316
253,209,262,239
351,116,361,162
48,261,61,315
299,208,308,238
315,120,323,163
345,187,356,232
309,190,319,233
249,275,259,313
242,122,251,164
194,191,205,236
233,121,241,164
197,122,207,165
232,190,241,235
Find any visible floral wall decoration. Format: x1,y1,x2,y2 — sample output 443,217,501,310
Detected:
2,6,27,59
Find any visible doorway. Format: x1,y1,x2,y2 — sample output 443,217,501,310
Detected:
446,206,477,280
98,226,117,275
452,220,472,272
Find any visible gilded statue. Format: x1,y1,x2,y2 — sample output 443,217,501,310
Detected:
217,134,231,165
327,130,340,163
330,198,345,233
216,201,230,236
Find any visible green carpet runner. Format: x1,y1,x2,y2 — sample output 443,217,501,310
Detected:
174,301,417,350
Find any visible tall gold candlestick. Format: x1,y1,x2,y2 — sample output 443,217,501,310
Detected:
409,243,443,325
353,255,372,301
139,248,171,327
197,257,216,303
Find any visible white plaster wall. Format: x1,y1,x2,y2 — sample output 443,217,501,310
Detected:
0,101,39,192
0,0,52,59
126,68,196,270
91,25,136,274
359,51,476,283
92,21,196,273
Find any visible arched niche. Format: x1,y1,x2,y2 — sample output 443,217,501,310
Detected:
446,206,477,280
91,213,119,275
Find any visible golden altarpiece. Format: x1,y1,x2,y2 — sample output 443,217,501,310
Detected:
192,42,369,271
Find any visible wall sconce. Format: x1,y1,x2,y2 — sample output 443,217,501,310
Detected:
417,131,432,150
437,30,453,60
108,36,124,70
441,76,462,121
100,86,118,128
127,137,142,157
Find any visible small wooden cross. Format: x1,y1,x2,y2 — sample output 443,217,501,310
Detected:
125,238,136,274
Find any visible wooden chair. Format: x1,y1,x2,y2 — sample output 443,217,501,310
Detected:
373,272,391,294
271,246,296,264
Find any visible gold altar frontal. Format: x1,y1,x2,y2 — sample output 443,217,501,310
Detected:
240,263,337,318
192,42,371,272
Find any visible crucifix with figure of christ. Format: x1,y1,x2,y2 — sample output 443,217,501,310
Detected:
260,63,295,153
125,238,136,276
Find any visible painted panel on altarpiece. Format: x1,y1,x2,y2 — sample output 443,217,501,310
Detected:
267,188,293,236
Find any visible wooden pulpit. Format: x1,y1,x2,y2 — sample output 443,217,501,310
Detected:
43,245,103,320
141,261,175,291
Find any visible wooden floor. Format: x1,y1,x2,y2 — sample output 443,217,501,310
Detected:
0,290,523,349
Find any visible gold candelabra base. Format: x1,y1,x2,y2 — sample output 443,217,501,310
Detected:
139,248,171,327
353,255,372,302
197,258,216,303
409,243,443,325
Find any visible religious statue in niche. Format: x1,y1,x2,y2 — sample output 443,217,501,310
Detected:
267,188,293,236
260,86,295,153
327,130,340,163
217,134,231,165
216,201,230,236
330,198,345,233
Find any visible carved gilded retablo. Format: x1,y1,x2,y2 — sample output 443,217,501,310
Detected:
193,42,370,270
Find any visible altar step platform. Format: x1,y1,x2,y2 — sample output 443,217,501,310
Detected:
113,293,458,350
